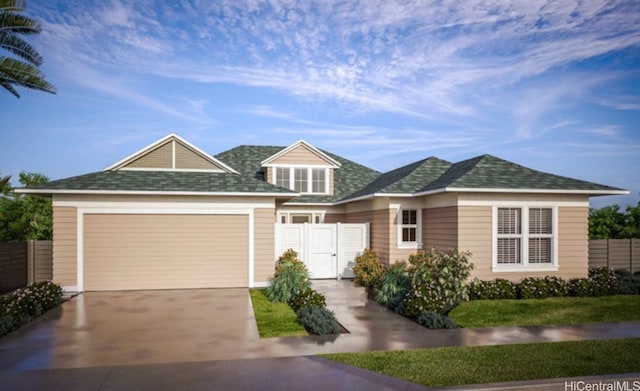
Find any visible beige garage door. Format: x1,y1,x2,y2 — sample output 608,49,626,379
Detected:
83,214,249,291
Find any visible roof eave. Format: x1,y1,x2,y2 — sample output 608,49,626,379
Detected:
15,188,299,197
413,187,629,196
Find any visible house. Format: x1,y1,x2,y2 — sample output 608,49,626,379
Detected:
19,133,627,292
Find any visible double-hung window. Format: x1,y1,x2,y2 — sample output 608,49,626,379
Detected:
272,167,329,194
494,206,556,271
398,209,420,248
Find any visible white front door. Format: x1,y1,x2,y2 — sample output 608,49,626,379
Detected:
307,225,337,278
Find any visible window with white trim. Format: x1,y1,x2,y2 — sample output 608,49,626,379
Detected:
398,209,420,248
494,207,556,270
277,212,324,224
271,167,330,194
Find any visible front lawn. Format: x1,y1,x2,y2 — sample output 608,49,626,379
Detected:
249,289,307,338
449,295,640,327
323,338,640,387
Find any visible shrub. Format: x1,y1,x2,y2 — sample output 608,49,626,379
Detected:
296,306,341,335
288,289,327,312
352,249,386,289
588,267,618,296
265,249,311,303
375,262,410,312
416,311,458,329
614,269,640,295
568,278,596,297
467,278,517,300
0,281,63,337
403,249,474,318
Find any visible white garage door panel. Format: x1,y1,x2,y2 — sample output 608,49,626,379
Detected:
84,214,249,291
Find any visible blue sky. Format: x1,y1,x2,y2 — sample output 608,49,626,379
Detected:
1,0,639,208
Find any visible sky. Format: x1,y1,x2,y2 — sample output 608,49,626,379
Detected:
1,0,639,209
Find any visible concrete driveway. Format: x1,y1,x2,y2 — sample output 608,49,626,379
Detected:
2,281,640,371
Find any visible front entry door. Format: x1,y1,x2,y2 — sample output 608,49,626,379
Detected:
307,225,337,278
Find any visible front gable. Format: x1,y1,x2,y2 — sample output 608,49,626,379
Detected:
261,140,341,168
107,133,238,173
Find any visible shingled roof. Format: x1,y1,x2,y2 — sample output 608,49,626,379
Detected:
24,170,296,195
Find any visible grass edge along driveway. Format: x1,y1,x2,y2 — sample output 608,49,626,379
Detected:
449,295,640,328
249,288,307,338
323,338,640,388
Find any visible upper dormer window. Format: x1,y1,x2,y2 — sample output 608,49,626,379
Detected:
275,167,328,194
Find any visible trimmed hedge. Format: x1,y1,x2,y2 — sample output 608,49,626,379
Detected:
1,281,63,337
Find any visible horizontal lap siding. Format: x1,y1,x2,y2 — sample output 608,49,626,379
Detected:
126,142,172,169
556,207,589,279
423,206,458,251
174,142,221,171
346,209,390,263
270,144,329,165
53,206,77,287
84,214,248,290
457,206,493,280
324,214,346,223
254,208,276,284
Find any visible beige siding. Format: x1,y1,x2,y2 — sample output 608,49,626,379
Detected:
328,168,334,195
457,206,493,280
556,207,589,278
52,206,77,287
325,213,346,223
346,209,390,264
83,214,248,290
266,167,272,183
254,208,276,283
423,206,458,250
270,144,331,165
174,142,223,171
126,141,173,169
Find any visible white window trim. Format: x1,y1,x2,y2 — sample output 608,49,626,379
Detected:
272,166,330,195
397,208,421,249
492,206,558,272
277,211,325,224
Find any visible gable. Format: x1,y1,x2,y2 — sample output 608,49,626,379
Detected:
107,134,237,173
261,140,341,168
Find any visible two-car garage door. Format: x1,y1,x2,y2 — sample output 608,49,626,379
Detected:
83,214,249,291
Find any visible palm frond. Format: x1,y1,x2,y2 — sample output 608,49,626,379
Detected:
0,78,20,97
0,56,56,95
0,30,42,65
0,10,41,35
0,0,26,13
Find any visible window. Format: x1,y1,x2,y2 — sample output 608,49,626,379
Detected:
312,168,326,193
271,167,329,194
294,168,307,192
275,167,289,189
398,209,420,248
494,207,556,270
277,212,324,224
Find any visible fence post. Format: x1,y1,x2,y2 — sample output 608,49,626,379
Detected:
27,240,36,285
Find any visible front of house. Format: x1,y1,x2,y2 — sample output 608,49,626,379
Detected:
20,134,627,292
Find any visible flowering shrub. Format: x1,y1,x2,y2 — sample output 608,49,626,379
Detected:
265,249,311,303
288,289,327,312
588,267,618,296
352,249,386,289
517,276,570,299
468,278,517,300
0,281,63,337
403,249,473,317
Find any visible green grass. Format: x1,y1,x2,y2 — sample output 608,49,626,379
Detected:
323,339,640,387
449,295,640,327
249,289,307,338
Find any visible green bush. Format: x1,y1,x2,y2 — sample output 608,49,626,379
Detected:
614,269,640,295
588,267,618,296
468,278,517,300
0,281,63,337
517,276,569,299
416,311,458,329
288,289,327,312
352,249,386,289
265,249,311,303
567,278,596,297
403,249,474,317
296,306,341,335
375,262,410,312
